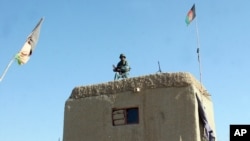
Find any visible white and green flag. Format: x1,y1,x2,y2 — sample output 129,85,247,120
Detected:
15,17,44,65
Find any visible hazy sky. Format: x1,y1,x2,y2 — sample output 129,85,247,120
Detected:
1,0,250,141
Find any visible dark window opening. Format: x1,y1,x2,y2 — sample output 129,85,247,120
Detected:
112,107,139,126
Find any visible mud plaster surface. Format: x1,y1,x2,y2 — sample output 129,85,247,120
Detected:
70,72,210,99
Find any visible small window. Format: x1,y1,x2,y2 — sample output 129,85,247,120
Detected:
112,107,139,126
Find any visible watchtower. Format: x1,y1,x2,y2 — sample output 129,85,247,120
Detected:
63,72,216,141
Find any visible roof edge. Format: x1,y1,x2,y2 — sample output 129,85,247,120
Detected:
69,72,209,99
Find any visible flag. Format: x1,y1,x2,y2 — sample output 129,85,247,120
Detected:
185,4,196,26
15,17,44,65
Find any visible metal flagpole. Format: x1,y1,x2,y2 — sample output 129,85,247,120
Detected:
0,56,15,82
195,18,202,85
194,17,210,97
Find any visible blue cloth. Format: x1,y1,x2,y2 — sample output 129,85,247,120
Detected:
196,94,216,141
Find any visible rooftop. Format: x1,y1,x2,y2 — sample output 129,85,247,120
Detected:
70,72,210,99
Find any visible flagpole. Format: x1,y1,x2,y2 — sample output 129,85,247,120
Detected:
195,18,203,89
0,56,15,82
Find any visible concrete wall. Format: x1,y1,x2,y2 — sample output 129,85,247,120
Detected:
63,72,216,141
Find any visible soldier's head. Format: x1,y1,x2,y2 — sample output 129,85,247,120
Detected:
119,53,126,61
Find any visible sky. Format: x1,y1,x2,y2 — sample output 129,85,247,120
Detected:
0,0,250,141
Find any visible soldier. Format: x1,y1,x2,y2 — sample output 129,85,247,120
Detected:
113,53,131,80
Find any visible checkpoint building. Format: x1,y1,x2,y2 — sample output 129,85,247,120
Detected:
63,72,216,141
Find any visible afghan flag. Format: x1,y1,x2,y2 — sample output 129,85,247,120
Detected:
185,4,196,26
15,17,44,65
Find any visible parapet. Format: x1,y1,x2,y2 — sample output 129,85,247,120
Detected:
70,72,209,99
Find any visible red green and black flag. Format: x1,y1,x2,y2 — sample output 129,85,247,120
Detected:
185,4,196,26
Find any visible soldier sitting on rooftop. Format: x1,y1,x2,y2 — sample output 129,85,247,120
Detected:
113,53,131,80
